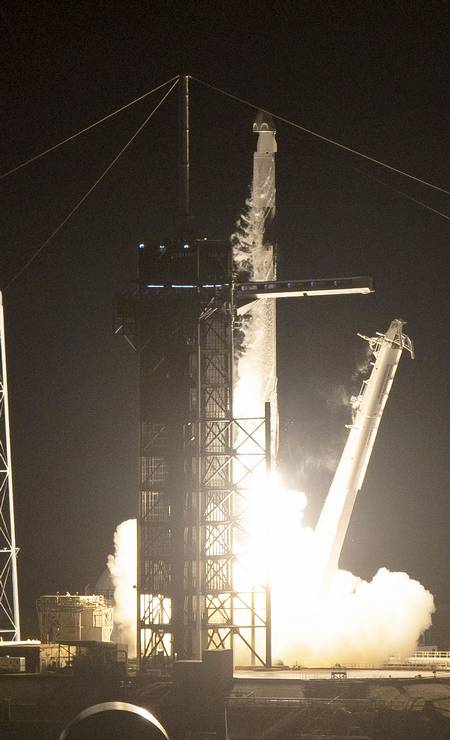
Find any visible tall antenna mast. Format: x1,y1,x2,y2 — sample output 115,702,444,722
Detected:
179,74,190,220
0,292,20,641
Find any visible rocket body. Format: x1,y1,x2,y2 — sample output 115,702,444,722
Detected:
251,116,278,452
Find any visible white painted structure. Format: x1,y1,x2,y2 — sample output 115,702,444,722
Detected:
315,319,414,579
36,594,113,643
0,292,20,641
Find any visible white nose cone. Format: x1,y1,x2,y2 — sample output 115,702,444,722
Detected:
253,111,277,154
253,112,277,222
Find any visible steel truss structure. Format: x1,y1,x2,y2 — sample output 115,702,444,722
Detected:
0,293,20,641
138,418,174,661
115,250,373,670
115,245,272,670
117,270,377,671
185,300,271,666
114,77,374,669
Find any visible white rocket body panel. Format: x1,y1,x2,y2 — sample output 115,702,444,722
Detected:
251,118,278,452
315,319,413,578
232,116,278,455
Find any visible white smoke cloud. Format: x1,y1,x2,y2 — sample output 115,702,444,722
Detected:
298,450,340,477
263,486,435,666
272,533,435,666
326,384,351,410
107,519,137,658
232,171,435,668
231,168,275,279
233,170,278,447
352,343,372,380
241,478,435,666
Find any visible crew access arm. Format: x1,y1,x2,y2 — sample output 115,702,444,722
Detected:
314,319,414,580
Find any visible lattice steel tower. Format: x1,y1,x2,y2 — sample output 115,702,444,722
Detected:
116,233,272,668
115,77,272,669
0,292,20,641
115,76,373,670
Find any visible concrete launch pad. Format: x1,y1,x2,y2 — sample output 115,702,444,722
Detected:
235,667,449,680
226,673,450,739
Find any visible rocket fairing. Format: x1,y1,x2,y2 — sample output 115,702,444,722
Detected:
252,113,277,232
315,319,414,580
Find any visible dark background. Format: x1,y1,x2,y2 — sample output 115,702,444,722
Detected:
1,1,448,641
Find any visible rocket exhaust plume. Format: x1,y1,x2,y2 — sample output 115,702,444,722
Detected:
107,519,137,658
232,119,435,667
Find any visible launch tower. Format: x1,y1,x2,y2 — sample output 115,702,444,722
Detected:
116,222,273,667
116,77,373,670
116,77,273,668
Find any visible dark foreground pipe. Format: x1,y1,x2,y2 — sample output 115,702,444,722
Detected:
59,701,169,739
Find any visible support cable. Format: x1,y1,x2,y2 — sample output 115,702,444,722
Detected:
345,164,450,222
283,150,450,222
0,75,180,180
190,76,450,199
5,78,179,290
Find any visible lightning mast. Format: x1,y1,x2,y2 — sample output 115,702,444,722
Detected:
0,292,20,641
315,319,414,580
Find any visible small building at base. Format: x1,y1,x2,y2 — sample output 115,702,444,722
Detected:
36,594,113,643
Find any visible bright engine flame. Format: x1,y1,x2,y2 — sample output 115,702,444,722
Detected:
239,469,435,666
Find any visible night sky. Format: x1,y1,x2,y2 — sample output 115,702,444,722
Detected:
1,3,448,640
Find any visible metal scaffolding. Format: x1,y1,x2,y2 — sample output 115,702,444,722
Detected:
0,292,20,641
185,294,271,666
115,241,272,669
113,77,374,669
134,283,194,666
